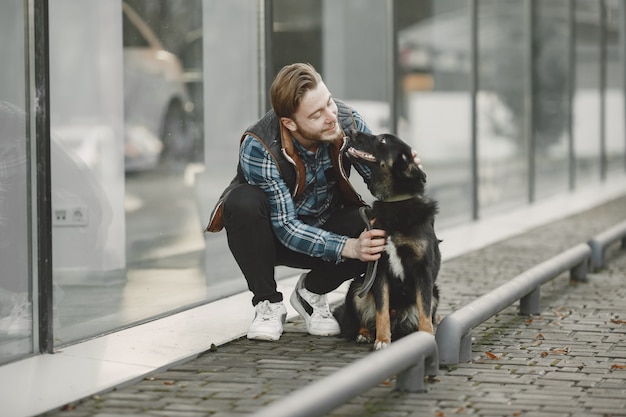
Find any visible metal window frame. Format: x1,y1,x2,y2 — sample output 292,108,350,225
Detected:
31,0,54,354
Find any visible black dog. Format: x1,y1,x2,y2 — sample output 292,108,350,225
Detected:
334,130,441,350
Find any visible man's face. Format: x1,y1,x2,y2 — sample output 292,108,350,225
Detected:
281,81,341,145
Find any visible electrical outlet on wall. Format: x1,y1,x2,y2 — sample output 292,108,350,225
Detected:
52,206,89,227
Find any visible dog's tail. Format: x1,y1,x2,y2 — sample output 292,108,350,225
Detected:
332,302,345,323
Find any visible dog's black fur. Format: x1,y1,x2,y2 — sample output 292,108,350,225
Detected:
333,130,440,350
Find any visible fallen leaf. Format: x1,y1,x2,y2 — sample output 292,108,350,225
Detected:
610,319,626,325
535,333,545,340
435,411,447,417
485,351,500,360
551,346,571,355
611,364,626,370
541,351,549,357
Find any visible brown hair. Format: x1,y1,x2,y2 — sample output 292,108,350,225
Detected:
270,63,322,118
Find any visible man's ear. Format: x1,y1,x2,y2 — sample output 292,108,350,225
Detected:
280,117,297,132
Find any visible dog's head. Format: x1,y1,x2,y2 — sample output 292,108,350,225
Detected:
345,130,427,201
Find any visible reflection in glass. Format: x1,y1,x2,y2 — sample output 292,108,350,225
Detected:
573,0,602,186
397,0,473,227
477,0,528,211
0,101,33,364
604,0,625,176
50,0,208,346
0,0,33,364
534,1,571,199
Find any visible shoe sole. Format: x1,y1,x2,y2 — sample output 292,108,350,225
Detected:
247,331,282,341
290,288,340,336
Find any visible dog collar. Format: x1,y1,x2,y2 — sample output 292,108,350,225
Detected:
381,194,415,203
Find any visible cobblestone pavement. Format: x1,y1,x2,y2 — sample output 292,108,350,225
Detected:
43,196,626,417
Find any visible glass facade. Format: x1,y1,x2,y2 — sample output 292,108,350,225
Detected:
0,0,624,365
0,1,34,364
574,1,603,187
534,0,572,199
397,0,473,226
477,0,529,213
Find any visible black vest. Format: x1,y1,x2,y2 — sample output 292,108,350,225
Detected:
237,99,356,193
205,99,360,232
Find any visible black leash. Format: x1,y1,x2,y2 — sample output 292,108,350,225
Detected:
357,206,378,298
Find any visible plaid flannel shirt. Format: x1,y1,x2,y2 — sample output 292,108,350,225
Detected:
239,109,371,263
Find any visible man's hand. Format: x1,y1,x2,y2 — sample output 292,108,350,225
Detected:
342,228,386,262
412,149,424,170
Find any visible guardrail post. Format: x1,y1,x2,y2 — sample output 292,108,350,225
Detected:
520,286,541,315
588,220,626,271
395,358,426,392
395,344,438,392
589,241,604,272
570,256,589,282
437,315,461,365
459,330,473,363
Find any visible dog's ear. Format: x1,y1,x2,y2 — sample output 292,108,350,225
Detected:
398,153,427,183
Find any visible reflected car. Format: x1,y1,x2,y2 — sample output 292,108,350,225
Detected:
122,2,200,172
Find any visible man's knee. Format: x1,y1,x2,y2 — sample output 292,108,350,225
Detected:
223,184,268,225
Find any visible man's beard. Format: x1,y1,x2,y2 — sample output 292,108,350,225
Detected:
296,120,342,143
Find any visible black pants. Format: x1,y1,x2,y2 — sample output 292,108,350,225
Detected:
222,184,367,306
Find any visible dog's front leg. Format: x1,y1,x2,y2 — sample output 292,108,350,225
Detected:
374,280,391,350
416,281,435,335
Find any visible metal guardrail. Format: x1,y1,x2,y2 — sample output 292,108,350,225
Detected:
436,243,591,366
251,222,626,414
588,219,626,271
250,331,438,417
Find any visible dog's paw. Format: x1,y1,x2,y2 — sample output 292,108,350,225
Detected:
357,328,374,344
374,340,390,350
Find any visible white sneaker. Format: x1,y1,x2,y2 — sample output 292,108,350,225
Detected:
290,273,341,336
247,300,287,341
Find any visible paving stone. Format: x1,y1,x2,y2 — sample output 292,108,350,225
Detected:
41,196,626,417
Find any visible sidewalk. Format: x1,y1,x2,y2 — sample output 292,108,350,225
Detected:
43,195,626,417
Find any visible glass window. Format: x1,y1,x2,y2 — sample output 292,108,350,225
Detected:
573,0,602,186
605,0,625,176
477,0,529,213
48,0,268,346
397,0,473,227
0,1,34,364
534,1,572,199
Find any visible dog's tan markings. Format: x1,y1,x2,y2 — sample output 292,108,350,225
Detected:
354,292,376,323
374,281,391,350
357,327,373,344
416,289,434,335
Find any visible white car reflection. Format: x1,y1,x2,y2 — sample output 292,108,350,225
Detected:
122,2,200,172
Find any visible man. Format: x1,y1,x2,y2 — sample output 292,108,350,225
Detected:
206,63,387,341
